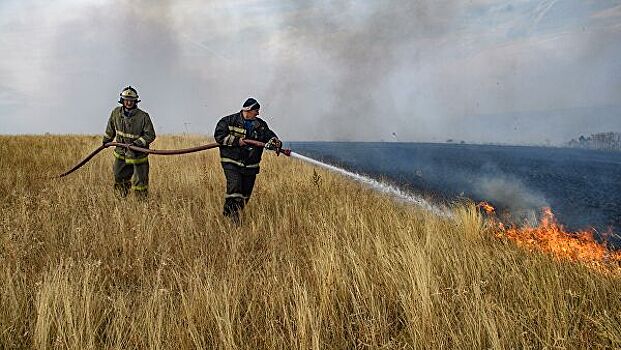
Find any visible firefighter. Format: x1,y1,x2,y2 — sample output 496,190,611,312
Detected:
102,86,156,198
214,97,282,222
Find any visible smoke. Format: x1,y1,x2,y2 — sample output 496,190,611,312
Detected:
40,0,189,132
0,0,619,143
473,173,548,225
0,0,259,135
267,1,463,141
474,175,548,209
266,0,621,142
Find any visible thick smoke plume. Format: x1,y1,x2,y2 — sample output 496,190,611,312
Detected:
0,1,619,142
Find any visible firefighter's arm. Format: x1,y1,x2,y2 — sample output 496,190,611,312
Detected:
135,114,156,147
103,113,116,144
262,123,282,149
214,117,239,147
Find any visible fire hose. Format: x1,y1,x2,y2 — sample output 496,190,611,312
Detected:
58,139,291,178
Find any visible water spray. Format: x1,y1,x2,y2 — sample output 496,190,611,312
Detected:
290,152,449,217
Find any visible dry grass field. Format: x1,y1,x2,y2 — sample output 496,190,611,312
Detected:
1,135,620,349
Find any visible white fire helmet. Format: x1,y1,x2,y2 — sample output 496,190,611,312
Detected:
119,86,140,103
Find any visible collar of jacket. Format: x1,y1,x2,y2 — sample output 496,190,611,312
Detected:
122,107,137,118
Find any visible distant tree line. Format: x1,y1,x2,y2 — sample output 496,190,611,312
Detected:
568,132,621,152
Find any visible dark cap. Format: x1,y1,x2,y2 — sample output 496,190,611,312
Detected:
242,97,260,111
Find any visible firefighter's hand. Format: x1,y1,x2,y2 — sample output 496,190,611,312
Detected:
238,137,247,146
265,137,282,150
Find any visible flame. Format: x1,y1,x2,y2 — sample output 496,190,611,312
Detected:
478,203,621,273
477,201,495,215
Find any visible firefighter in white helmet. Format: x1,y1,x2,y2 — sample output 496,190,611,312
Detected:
102,86,156,198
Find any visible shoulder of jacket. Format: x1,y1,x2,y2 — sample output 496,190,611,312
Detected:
135,108,150,118
255,117,269,127
222,112,241,122
111,106,123,115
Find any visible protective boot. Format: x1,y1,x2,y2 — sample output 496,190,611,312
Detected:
114,181,131,198
223,197,244,225
133,188,148,201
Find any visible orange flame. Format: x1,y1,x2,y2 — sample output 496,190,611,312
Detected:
478,203,621,273
477,201,496,215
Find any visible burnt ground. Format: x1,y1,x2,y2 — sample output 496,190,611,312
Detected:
290,142,621,247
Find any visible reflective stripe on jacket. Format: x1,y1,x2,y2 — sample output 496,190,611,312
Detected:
214,112,277,174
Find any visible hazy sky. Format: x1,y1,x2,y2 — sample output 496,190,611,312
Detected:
0,0,619,143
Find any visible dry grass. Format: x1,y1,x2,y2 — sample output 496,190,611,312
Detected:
1,135,620,349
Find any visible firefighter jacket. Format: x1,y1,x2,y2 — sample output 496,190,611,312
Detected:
214,111,278,174
103,106,156,164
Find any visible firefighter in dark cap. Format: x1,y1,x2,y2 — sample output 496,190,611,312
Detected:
103,86,156,198
214,97,282,222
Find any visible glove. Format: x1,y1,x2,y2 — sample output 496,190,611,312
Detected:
265,137,282,151
132,139,143,147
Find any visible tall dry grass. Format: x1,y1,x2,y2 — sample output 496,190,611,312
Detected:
0,135,620,349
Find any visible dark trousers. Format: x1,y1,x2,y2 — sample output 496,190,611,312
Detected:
223,167,257,220
113,158,149,198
